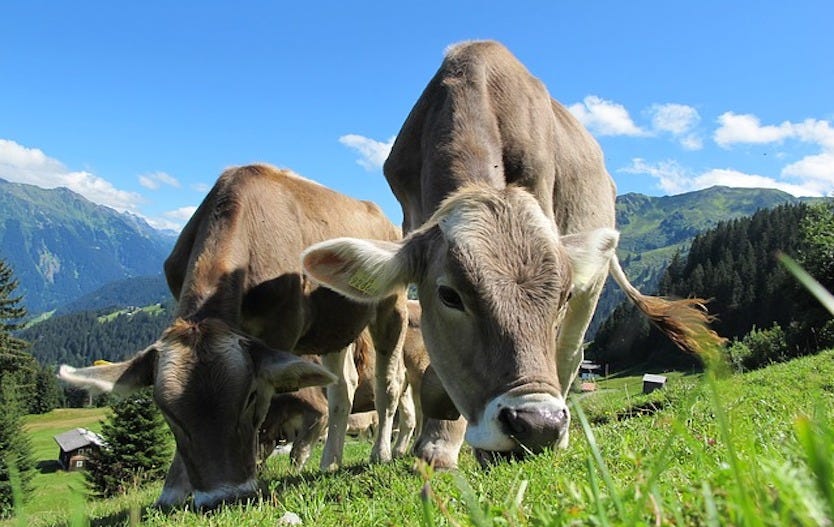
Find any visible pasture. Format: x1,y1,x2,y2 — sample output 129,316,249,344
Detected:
7,350,834,526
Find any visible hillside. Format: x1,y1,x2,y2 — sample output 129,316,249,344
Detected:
54,274,172,315
589,185,816,336
18,302,174,367
0,178,176,314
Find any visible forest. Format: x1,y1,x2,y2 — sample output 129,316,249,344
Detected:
590,201,834,370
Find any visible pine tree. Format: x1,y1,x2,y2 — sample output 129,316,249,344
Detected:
0,258,35,518
85,388,172,498
0,376,35,518
0,258,34,384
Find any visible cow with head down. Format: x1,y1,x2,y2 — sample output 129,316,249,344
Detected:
60,164,408,509
302,41,723,468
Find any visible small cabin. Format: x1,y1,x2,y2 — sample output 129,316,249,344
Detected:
579,360,602,380
54,428,105,471
642,374,668,394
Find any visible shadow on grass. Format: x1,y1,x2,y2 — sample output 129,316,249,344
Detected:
35,460,62,474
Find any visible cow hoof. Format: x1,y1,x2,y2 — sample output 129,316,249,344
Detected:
370,451,393,464
414,445,458,470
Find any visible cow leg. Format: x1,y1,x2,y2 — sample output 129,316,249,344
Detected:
319,344,358,471
368,295,408,463
412,416,467,470
155,451,193,510
554,276,606,448
393,383,417,457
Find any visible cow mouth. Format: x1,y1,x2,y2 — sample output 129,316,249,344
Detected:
472,447,530,468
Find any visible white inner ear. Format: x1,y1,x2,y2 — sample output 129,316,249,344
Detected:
563,228,619,292
58,365,116,394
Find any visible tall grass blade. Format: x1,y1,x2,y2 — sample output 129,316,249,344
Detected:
586,456,611,527
701,481,721,527
573,401,624,520
704,372,762,527
452,473,490,527
795,411,834,518
778,253,834,316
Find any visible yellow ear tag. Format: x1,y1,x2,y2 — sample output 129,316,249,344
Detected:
93,360,112,366
348,269,381,296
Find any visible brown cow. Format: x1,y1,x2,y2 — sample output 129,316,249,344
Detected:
59,164,408,509
302,41,722,467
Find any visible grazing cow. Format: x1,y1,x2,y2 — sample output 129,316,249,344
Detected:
258,329,419,469
59,164,408,509
302,41,722,467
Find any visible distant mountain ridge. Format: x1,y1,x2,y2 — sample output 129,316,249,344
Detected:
0,178,176,314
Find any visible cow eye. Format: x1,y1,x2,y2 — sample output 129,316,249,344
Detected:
437,285,465,311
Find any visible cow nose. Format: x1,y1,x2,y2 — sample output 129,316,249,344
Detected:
498,405,568,452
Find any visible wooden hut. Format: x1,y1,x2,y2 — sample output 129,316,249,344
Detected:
642,374,667,394
54,428,104,471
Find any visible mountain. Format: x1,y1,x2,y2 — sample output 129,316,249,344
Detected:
55,274,173,315
0,178,176,314
589,186,819,336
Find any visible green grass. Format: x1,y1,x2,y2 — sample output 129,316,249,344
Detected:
7,351,834,526
97,304,166,323
17,408,109,524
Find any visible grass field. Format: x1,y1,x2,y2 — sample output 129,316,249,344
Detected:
6,350,834,526
16,407,110,525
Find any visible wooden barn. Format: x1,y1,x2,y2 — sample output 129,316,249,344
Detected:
54,427,105,471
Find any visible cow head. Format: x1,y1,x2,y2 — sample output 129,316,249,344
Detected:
302,185,616,458
58,318,335,510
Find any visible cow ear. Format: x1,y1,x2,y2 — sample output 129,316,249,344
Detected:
561,228,619,293
58,346,157,395
249,341,337,393
302,238,409,302
421,364,461,420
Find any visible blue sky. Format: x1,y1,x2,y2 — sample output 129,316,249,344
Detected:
1,2,832,231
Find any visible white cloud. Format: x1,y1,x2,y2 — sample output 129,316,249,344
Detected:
695,168,819,197
0,138,144,213
712,113,834,195
139,171,180,190
649,103,700,135
165,206,198,221
191,182,211,193
621,158,823,197
714,112,794,148
782,152,834,192
620,158,691,195
680,134,703,151
647,103,703,150
339,134,395,171
568,95,646,137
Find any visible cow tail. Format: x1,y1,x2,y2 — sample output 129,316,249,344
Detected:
608,256,726,357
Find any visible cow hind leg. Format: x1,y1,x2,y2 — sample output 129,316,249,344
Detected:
393,383,417,457
369,295,408,463
320,344,358,471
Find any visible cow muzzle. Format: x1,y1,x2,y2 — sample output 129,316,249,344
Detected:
192,479,260,511
465,392,568,459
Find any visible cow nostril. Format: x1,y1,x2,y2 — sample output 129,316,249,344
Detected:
498,407,529,437
498,405,568,451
